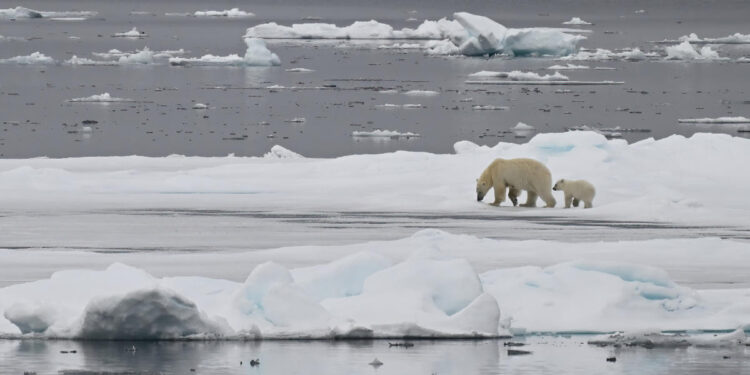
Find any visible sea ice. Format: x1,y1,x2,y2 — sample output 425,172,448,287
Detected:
169,38,280,66
194,8,254,18
0,52,55,64
112,27,147,38
67,93,136,103
665,41,722,60
352,130,421,138
678,116,750,124
562,17,591,25
469,70,569,81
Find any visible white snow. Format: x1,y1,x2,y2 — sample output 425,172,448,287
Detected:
352,130,420,138
67,93,135,103
112,27,147,38
0,52,55,65
245,12,584,57
665,41,722,60
678,116,750,124
562,17,591,26
169,38,280,66
469,70,569,81
194,8,254,18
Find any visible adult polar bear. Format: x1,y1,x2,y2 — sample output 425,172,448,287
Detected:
476,158,556,207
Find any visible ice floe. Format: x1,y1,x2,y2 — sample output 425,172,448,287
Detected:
285,67,314,72
67,93,136,103
245,12,585,57
194,8,254,18
169,38,280,66
352,130,420,138
562,17,591,26
678,116,750,124
469,70,569,81
665,41,722,60
117,46,155,64
560,47,657,61
403,89,439,96
112,27,147,38
657,33,750,45
0,6,97,20
589,329,746,348
0,52,55,64
547,63,589,70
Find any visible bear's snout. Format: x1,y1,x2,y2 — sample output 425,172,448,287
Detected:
477,193,484,201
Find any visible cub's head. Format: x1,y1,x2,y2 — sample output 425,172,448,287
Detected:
476,171,492,201
552,179,566,191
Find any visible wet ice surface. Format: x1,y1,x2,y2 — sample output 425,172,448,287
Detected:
2,0,750,157
2,336,750,375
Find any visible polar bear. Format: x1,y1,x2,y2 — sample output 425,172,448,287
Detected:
476,158,556,208
553,179,595,208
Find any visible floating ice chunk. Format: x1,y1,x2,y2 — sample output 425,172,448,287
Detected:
194,8,254,18
0,6,42,19
547,63,589,70
263,145,303,159
352,130,421,138
403,89,439,96
678,116,750,124
469,70,569,81
92,49,126,59
512,122,536,131
665,41,722,60
112,27,147,38
118,46,155,64
67,93,135,102
77,288,229,339
589,328,746,348
0,52,55,64
169,37,280,66
192,103,208,109
562,17,591,25
424,39,460,55
673,32,750,44
285,67,314,72
471,105,508,110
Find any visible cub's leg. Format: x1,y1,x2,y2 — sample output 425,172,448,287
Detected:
572,197,580,207
565,193,573,208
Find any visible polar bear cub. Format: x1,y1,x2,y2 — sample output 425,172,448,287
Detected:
553,179,596,208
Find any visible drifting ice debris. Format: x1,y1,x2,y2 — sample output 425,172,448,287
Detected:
0,52,55,65
655,33,750,44
664,41,721,60
194,8,254,17
547,63,589,70
589,329,746,348
472,105,508,110
403,89,439,96
285,67,314,72
562,17,592,25
67,93,136,103
468,70,569,81
169,38,281,66
0,6,42,19
560,47,655,61
678,116,750,124
0,6,96,19
352,130,420,138
112,27,147,38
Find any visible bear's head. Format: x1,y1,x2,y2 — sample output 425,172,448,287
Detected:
476,170,493,201
553,179,566,191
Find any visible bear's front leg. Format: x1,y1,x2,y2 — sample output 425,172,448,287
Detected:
508,186,519,206
564,193,573,208
491,182,506,206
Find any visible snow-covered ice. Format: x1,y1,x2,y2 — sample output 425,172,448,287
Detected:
67,93,136,103
112,27,147,38
0,52,55,65
3,229,750,338
169,38,280,66
678,116,750,124
469,70,569,81
560,47,656,61
562,17,591,26
352,130,420,138
194,8,254,18
665,41,722,60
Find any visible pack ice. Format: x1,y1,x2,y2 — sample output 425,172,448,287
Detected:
245,11,585,57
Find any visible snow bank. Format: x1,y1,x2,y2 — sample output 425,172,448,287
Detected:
112,27,147,38
245,12,583,57
67,93,135,103
665,41,721,60
469,70,569,81
194,8,254,17
169,37,280,66
678,116,750,124
562,17,591,25
352,130,421,138
3,238,750,338
0,52,55,64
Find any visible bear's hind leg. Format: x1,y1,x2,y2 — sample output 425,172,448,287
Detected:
572,198,580,207
541,191,557,208
521,191,538,207
584,200,593,209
